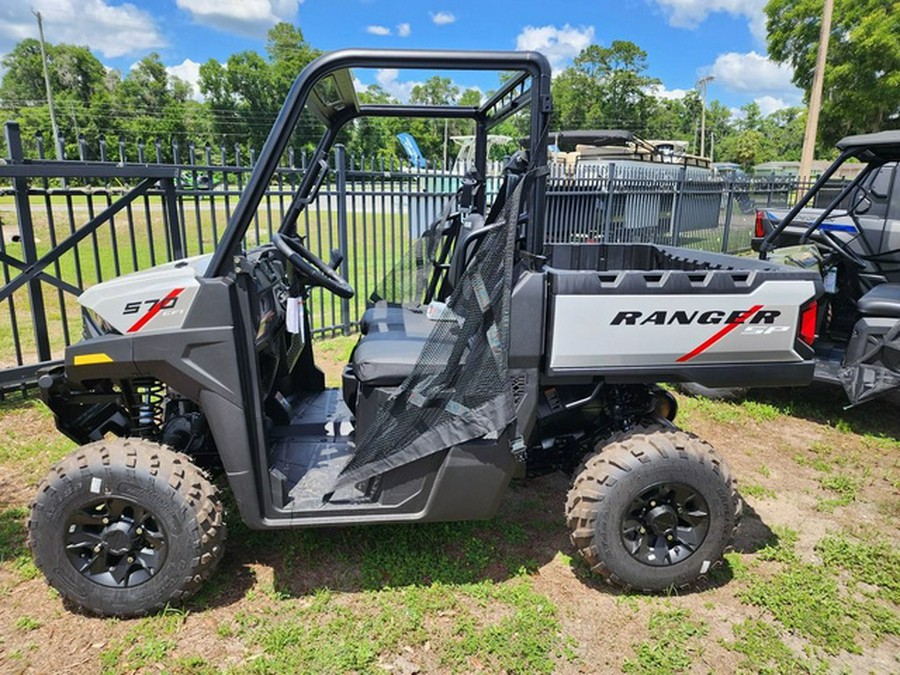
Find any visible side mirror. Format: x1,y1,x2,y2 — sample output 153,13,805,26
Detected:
329,248,344,271
854,194,872,215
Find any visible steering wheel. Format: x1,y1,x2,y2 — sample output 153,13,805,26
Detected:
271,232,354,299
816,228,868,270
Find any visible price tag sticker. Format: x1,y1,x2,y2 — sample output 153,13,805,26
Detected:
286,297,304,336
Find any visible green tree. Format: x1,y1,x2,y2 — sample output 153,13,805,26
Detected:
110,53,194,155
551,41,660,132
761,106,806,161
0,39,105,106
0,38,111,155
198,23,320,153
575,41,661,129
735,129,768,168
551,68,603,130
266,22,320,101
343,85,402,158
736,102,763,132
766,0,900,146
407,76,461,160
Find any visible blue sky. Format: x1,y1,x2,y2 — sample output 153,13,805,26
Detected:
0,0,803,116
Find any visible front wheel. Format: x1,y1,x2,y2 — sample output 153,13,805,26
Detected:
28,438,226,617
566,426,740,591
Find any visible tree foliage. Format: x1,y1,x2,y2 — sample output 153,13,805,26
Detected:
551,41,660,132
766,0,900,145
2,23,878,168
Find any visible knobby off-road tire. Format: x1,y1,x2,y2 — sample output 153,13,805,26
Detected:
28,438,226,617
566,425,740,591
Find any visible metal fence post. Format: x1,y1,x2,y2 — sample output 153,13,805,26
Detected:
721,178,736,253
335,144,351,335
161,177,185,260
671,164,687,247
601,163,616,242
4,122,52,363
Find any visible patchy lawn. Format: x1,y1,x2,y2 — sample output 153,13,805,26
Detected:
0,350,898,673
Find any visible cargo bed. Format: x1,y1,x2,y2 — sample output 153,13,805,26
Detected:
543,243,823,387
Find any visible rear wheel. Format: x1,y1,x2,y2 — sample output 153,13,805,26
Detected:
29,438,225,617
566,426,739,591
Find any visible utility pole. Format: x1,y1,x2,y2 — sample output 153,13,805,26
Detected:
697,75,714,159
799,0,834,183
33,9,62,158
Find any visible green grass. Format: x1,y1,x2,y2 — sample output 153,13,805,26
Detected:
741,564,862,655
817,472,863,511
741,555,899,655
816,535,900,604
740,482,777,500
757,526,799,564
0,506,39,580
676,395,784,429
722,619,826,674
223,575,567,674
0,397,75,482
622,608,708,675
14,616,41,631
785,436,872,512
1,193,413,361
98,608,187,673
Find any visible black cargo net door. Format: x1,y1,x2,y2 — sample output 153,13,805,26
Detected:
840,321,900,405
334,181,527,489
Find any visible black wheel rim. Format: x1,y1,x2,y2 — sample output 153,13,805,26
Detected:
620,482,709,567
65,497,168,588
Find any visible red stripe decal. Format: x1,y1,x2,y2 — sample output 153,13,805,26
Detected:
127,288,185,333
676,305,763,363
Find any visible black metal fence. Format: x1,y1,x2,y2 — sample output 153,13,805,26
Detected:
0,121,809,392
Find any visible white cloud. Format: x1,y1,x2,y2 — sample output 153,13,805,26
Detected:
430,11,456,25
648,84,689,101
176,0,302,38
652,0,768,42
754,95,790,116
366,25,391,36
166,58,204,101
515,24,595,73
0,0,165,59
397,22,411,37
375,68,422,102
709,51,796,94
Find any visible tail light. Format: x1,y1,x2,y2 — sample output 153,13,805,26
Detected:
754,210,766,238
799,301,817,346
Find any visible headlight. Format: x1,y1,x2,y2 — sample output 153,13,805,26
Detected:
81,308,118,338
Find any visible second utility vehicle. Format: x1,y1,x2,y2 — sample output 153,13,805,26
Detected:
684,132,900,405
30,49,821,617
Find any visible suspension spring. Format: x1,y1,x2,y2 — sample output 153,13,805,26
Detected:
131,379,165,437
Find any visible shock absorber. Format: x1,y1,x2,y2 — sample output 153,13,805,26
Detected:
131,378,165,437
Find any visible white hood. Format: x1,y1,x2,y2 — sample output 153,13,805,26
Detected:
79,254,212,334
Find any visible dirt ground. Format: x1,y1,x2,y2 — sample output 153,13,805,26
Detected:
0,373,897,674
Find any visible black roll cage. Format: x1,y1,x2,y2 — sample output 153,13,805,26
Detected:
205,48,553,278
